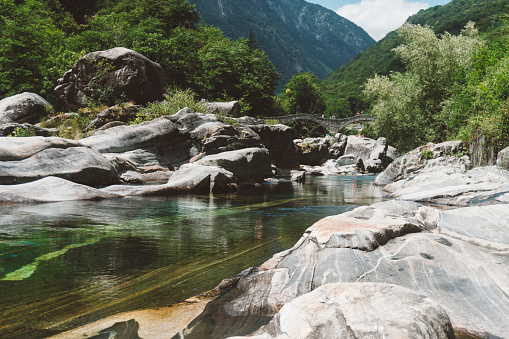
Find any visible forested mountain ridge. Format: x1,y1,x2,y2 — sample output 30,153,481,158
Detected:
322,0,509,116
187,0,375,85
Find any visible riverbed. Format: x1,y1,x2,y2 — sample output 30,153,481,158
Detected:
0,175,385,338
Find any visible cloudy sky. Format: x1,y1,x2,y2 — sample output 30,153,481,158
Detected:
307,0,451,41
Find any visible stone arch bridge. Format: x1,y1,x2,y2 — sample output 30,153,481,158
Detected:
264,113,375,134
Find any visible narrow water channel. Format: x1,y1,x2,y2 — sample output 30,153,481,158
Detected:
0,175,385,338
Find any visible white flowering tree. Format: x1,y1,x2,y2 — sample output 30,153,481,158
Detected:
364,22,484,151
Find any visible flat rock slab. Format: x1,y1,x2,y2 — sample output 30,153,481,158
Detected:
0,176,119,203
0,136,82,161
229,283,454,339
80,116,182,154
385,166,509,206
439,204,509,251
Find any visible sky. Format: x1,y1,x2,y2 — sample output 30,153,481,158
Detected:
307,0,451,41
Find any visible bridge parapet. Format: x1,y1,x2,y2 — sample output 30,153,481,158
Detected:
263,113,375,134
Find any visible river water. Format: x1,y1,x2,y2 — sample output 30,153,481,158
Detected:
0,175,385,338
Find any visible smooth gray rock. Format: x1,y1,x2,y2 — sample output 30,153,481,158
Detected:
344,135,376,162
193,147,272,180
80,116,183,154
497,146,509,170
439,204,509,251
294,137,333,166
340,136,398,174
101,164,234,196
0,92,53,124
0,146,118,186
248,124,297,168
0,176,119,203
55,47,168,107
204,101,241,118
0,136,82,161
336,154,358,166
385,166,509,206
230,283,454,339
375,141,468,185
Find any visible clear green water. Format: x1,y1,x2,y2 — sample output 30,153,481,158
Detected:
0,175,384,338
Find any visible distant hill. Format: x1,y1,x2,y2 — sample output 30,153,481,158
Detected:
187,0,375,87
322,0,509,115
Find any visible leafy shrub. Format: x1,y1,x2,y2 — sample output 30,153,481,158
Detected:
421,150,434,159
8,127,36,137
130,88,210,124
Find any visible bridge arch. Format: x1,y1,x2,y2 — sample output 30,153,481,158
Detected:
264,113,375,134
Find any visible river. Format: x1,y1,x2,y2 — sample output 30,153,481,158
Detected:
0,175,385,338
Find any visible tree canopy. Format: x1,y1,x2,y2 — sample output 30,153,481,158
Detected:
0,0,280,116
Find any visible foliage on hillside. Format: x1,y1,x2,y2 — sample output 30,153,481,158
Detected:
366,19,509,153
186,0,375,88
0,0,280,116
322,0,509,118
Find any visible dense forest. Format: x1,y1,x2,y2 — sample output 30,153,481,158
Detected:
0,0,279,115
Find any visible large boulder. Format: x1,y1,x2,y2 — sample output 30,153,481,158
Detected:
248,124,298,168
294,137,333,166
80,116,183,154
0,92,54,124
384,165,509,207
101,164,235,196
193,147,273,180
230,283,454,339
375,141,469,185
0,137,118,186
344,136,398,173
55,47,168,107
204,101,241,118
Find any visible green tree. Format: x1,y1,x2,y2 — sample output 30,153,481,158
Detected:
0,0,65,99
364,22,484,151
198,37,280,115
278,72,326,115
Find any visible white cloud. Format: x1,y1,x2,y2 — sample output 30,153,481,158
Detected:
336,0,429,41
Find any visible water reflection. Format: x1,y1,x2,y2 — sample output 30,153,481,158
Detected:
0,175,384,338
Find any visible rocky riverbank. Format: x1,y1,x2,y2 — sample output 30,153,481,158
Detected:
45,141,509,339
0,105,397,203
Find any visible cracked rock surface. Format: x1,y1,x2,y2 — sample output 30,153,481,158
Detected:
176,199,509,338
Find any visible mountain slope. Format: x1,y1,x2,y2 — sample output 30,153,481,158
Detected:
187,0,375,86
322,0,509,114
